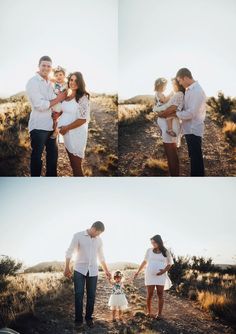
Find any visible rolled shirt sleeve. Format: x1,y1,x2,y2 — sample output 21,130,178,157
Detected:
97,240,105,263
26,79,51,112
66,234,79,259
176,90,204,120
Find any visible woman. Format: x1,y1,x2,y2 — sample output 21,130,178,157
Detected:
154,78,185,176
58,72,90,176
134,235,173,319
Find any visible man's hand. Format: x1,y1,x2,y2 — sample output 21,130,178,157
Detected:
59,126,69,135
64,267,72,278
57,90,67,103
105,270,112,280
134,272,139,279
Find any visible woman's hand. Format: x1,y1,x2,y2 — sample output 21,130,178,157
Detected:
156,270,165,276
59,126,69,135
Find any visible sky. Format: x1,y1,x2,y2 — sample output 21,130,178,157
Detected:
0,0,118,97
119,0,236,99
0,178,235,267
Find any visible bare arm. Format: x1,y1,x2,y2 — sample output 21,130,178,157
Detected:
157,105,177,118
156,264,172,276
59,119,86,135
134,260,147,279
49,91,67,108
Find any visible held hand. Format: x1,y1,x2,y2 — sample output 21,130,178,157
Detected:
59,126,69,135
134,272,139,279
64,267,72,278
105,271,112,280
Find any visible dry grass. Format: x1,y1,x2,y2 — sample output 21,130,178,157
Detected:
0,273,69,327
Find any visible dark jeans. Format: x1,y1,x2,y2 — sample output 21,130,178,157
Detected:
185,134,205,176
30,129,58,176
74,271,98,323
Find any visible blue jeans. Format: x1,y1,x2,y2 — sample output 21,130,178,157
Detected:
30,129,58,176
73,271,98,322
185,134,205,176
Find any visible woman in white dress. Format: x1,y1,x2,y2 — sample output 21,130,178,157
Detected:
134,235,173,319
58,72,90,176
153,78,185,176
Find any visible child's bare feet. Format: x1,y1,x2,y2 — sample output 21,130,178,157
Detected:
166,129,177,137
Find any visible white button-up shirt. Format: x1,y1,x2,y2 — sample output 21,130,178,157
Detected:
66,230,105,277
26,73,56,132
176,81,206,137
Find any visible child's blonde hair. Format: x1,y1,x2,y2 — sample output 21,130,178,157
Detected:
154,77,167,92
53,65,66,76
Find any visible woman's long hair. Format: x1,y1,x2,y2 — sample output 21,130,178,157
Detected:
151,235,167,257
68,72,90,102
172,77,185,94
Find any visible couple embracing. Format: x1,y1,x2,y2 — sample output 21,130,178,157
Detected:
26,55,90,177
153,68,206,177
64,221,173,329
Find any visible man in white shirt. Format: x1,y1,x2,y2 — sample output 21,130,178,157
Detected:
176,68,206,176
26,56,67,176
64,221,111,328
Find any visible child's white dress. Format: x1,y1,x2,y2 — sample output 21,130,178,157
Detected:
155,91,184,147
58,95,90,158
108,283,128,310
144,248,173,290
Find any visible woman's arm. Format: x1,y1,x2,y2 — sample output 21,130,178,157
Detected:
157,105,177,118
156,264,172,276
59,119,86,135
134,260,147,279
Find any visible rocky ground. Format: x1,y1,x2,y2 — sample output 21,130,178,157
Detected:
11,272,234,334
118,105,236,176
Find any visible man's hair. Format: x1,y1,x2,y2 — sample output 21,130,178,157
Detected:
176,68,193,79
91,221,105,232
39,55,52,65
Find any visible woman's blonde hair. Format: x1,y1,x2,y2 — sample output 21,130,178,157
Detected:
154,77,167,92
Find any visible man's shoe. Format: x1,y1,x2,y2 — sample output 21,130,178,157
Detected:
74,320,83,328
86,319,95,328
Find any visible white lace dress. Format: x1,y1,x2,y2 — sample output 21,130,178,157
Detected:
155,91,184,146
108,283,128,310
58,95,90,158
144,248,173,290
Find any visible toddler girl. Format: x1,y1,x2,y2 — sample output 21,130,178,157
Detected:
108,271,128,322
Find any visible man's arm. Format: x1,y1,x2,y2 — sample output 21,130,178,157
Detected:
176,92,204,120
98,242,111,279
157,105,177,118
64,234,78,278
26,80,66,112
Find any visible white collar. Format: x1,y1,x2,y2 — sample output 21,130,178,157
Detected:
36,72,49,82
186,81,198,91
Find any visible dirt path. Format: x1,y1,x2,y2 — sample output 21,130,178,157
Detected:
118,114,236,176
12,272,234,334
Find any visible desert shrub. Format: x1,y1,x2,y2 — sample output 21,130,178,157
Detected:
0,256,22,278
191,256,215,273
169,255,190,285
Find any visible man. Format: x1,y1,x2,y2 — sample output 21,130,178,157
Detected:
176,68,206,176
64,221,111,328
26,56,67,176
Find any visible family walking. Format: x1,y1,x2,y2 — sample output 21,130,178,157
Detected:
26,56,90,177
153,68,206,177
64,221,173,329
